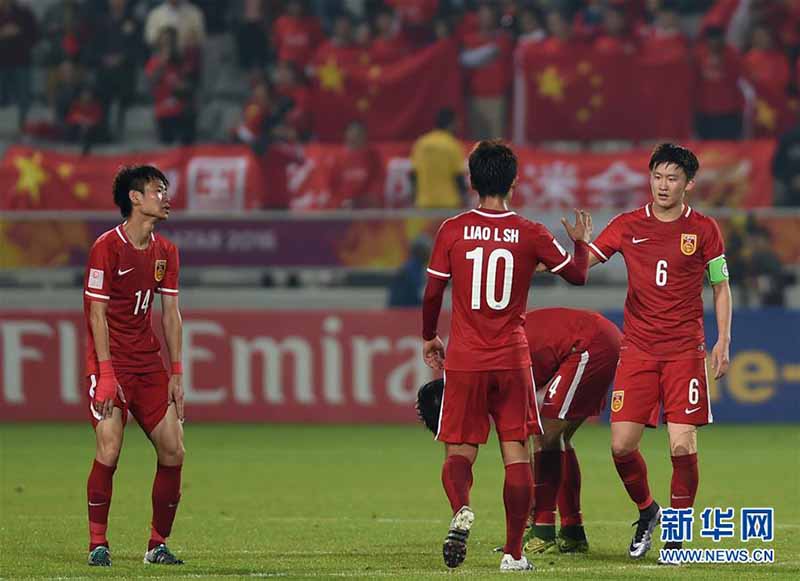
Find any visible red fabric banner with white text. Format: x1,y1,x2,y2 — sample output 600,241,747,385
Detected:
0,140,776,211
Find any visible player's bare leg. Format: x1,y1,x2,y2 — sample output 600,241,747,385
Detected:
441,443,477,568
144,404,185,565
498,440,534,570
611,421,661,558
659,423,699,561
557,420,589,553
88,408,124,566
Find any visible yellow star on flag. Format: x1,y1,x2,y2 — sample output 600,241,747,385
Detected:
319,58,345,94
14,152,48,204
368,65,382,79
577,61,592,75
57,162,73,179
755,99,776,130
590,94,604,109
576,108,591,123
590,74,603,88
537,66,564,101
73,182,90,200
357,97,370,112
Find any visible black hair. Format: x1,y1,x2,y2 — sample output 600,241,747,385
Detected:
112,165,169,217
468,140,517,198
436,108,455,130
648,142,699,181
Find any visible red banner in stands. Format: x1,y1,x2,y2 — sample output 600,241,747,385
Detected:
0,140,775,211
0,310,443,423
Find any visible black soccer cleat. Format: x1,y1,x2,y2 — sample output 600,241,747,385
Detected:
143,543,184,565
88,545,111,566
442,506,475,568
628,502,661,559
658,541,683,566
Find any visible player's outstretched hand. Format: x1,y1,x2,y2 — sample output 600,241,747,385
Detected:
168,374,185,422
422,336,445,370
711,340,730,379
561,209,593,243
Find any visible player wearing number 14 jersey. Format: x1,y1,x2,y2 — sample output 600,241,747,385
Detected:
83,166,185,567
421,140,593,572
586,144,732,562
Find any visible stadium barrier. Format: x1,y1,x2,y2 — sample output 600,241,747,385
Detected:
1,309,797,423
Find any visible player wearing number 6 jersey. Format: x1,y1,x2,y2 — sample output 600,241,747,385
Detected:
82,166,185,567
586,143,732,562
421,140,593,572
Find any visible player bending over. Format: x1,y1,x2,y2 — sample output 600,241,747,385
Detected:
586,143,732,563
421,140,593,571
416,308,622,556
83,166,185,566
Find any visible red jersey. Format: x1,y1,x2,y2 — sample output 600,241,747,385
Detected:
588,204,725,360
272,14,323,68
694,44,743,115
742,49,791,93
83,224,179,375
525,308,617,388
144,57,190,119
427,208,578,371
461,31,513,97
327,146,384,209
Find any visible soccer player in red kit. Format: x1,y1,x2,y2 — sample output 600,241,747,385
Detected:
421,140,593,571
586,143,732,561
83,166,185,566
523,308,621,555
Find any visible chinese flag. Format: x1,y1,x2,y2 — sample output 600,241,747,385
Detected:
310,39,464,142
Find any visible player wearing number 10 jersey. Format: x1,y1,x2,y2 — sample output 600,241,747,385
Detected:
421,140,593,572
586,144,733,562
82,166,185,567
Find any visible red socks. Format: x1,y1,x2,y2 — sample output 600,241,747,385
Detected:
558,448,583,527
613,450,653,510
441,455,473,514
87,460,116,550
149,463,182,550
670,453,699,509
503,462,534,560
532,450,561,526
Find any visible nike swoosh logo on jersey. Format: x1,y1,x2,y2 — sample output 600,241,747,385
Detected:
117,267,135,276
685,407,702,415
632,237,649,244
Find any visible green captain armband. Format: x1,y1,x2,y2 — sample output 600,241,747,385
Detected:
707,255,729,285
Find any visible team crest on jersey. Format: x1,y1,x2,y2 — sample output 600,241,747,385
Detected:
154,260,167,282
611,390,624,413
681,233,698,256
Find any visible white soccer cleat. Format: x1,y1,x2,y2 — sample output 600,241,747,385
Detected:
442,505,475,568
628,504,661,559
500,553,535,571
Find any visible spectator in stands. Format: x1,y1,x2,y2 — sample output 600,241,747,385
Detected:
312,12,361,69
573,0,606,41
250,123,304,210
460,2,512,139
410,108,466,209
386,0,438,46
41,0,88,66
370,5,409,63
516,5,546,47
741,228,790,307
145,0,206,53
541,8,574,52
387,233,432,307
145,27,199,145
327,120,384,209
234,0,269,72
594,3,636,55
742,23,791,95
89,0,143,140
233,78,273,145
274,59,312,140
639,0,689,63
0,0,37,132
272,0,323,70
65,85,105,154
53,59,83,130
772,122,800,207
694,26,744,140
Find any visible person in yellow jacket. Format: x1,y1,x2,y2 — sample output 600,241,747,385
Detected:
411,109,467,209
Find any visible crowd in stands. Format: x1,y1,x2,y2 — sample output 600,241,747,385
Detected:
1,0,799,149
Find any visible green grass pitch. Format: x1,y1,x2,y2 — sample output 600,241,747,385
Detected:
1,423,798,579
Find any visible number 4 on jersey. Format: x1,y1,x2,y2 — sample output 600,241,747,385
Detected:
466,247,514,310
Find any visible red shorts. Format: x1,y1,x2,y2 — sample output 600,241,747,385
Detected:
86,370,170,434
537,348,617,421
436,368,542,445
610,354,712,427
